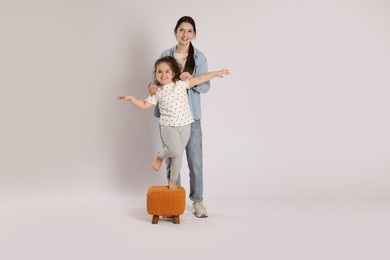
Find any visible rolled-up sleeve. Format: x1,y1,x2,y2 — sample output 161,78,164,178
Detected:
192,54,210,94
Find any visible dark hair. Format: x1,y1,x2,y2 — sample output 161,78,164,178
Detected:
174,16,196,75
154,56,182,83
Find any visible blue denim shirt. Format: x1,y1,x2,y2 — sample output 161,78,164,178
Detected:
153,46,210,120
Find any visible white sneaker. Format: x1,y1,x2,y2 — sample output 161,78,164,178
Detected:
193,201,208,218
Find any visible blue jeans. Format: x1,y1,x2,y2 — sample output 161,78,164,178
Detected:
161,120,203,202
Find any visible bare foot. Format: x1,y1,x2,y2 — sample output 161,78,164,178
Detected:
169,179,177,190
152,154,163,172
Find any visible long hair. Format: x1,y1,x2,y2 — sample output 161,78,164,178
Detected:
174,16,196,75
153,56,182,83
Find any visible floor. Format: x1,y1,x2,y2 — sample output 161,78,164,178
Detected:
1,192,389,260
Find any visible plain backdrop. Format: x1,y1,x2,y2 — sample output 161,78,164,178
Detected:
1,0,390,201
1,1,390,260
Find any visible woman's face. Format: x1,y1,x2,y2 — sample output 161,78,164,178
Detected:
155,62,174,85
175,22,195,45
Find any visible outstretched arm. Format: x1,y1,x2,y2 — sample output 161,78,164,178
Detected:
186,69,230,89
117,95,153,110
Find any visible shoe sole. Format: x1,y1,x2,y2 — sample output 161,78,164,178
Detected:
194,213,208,218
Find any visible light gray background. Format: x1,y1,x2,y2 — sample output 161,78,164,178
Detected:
0,0,390,201
1,0,389,199
1,1,390,260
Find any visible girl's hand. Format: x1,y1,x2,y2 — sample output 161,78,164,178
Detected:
117,95,132,101
180,72,193,81
216,69,230,78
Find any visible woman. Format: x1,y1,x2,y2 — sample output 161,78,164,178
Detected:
149,16,210,218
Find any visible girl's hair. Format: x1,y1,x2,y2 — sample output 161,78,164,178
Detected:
154,56,182,83
174,16,196,75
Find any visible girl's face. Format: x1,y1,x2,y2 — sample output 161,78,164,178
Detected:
155,62,174,85
175,22,195,46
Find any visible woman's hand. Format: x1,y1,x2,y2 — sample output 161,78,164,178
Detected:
148,84,159,95
180,72,193,81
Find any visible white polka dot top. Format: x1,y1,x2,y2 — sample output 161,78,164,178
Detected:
145,80,194,127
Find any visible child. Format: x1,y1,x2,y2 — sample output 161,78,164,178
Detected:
117,56,229,190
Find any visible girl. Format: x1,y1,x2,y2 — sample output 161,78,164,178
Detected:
118,56,229,190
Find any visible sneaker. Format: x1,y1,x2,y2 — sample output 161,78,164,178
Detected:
193,201,208,218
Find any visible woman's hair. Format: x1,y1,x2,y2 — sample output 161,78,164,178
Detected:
154,56,182,83
174,16,196,75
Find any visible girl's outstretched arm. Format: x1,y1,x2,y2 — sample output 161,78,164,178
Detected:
186,69,230,88
117,95,153,110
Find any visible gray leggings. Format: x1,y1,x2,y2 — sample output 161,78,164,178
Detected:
159,124,191,181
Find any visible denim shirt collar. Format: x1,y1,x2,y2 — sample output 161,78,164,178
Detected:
169,46,199,60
